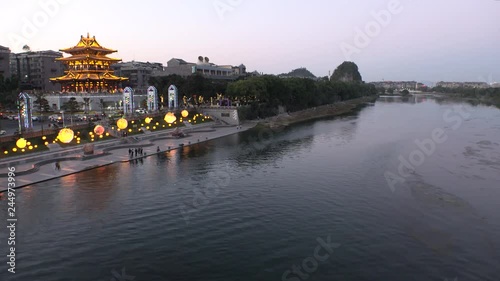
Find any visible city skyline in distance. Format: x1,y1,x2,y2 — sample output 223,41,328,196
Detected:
1,0,499,83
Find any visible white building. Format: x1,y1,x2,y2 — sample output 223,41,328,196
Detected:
154,56,246,80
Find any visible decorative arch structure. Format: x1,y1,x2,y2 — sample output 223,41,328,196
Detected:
147,86,158,112
18,92,33,132
168,85,178,109
123,87,134,114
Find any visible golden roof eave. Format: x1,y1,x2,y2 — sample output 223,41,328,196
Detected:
56,55,122,62
59,34,118,54
50,72,129,82
60,46,117,54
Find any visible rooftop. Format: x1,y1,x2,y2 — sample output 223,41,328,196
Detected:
59,33,117,55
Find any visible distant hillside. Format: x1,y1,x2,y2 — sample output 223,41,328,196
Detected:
330,61,362,82
279,68,316,79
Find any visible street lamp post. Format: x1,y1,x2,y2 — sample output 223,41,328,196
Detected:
60,110,65,127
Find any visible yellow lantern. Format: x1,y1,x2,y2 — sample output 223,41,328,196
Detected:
42,136,47,140
117,118,128,130
58,128,75,143
94,125,105,136
16,138,27,149
164,112,177,124
181,110,189,118
12,148,17,152
145,117,152,124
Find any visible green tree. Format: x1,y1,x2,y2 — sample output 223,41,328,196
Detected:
33,92,51,133
83,97,92,114
0,76,19,108
99,99,106,116
61,97,80,126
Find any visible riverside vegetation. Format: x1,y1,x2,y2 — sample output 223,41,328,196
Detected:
150,61,377,121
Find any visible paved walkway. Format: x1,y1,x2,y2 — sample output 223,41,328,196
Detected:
0,123,256,191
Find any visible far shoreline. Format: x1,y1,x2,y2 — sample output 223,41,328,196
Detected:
256,95,378,129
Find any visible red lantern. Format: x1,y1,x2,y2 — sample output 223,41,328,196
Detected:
94,125,105,136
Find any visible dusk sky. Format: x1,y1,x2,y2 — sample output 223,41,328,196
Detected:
1,0,499,83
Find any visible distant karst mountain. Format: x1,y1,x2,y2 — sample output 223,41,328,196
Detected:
279,68,317,79
330,61,362,82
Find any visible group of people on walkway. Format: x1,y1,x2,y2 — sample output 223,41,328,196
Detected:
129,148,145,158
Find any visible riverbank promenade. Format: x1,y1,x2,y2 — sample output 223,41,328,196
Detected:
0,122,256,191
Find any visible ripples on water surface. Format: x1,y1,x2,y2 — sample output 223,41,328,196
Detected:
1,96,499,281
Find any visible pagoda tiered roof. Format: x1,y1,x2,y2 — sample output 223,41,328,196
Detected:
50,71,128,82
56,54,122,62
59,33,117,55
49,34,128,92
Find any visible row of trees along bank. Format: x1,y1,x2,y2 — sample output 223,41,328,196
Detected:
227,62,377,120
430,86,500,108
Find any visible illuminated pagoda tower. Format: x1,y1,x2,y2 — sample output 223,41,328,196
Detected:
50,33,128,93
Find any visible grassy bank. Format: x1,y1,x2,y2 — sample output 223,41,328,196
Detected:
258,95,377,128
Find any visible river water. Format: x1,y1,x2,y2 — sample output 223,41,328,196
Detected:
1,95,500,281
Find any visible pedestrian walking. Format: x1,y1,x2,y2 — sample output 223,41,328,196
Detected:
55,161,61,171
134,148,137,157
157,146,160,153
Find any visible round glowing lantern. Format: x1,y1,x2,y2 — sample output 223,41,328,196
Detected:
58,128,75,143
164,112,177,124
117,118,128,130
94,125,105,136
145,117,152,124
16,138,27,149
181,110,189,118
